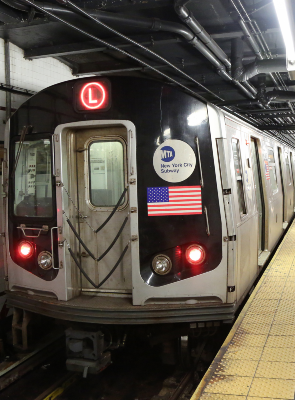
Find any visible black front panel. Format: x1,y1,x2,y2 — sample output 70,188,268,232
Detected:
9,77,222,284
136,86,222,286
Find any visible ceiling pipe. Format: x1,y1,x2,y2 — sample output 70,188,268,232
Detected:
231,0,284,90
4,0,256,99
40,0,258,98
174,0,231,69
173,0,256,98
231,0,295,126
216,99,260,106
3,0,222,101
251,19,287,90
232,38,287,82
263,91,295,104
239,19,282,90
218,89,295,107
1,0,28,11
0,2,24,22
235,59,287,82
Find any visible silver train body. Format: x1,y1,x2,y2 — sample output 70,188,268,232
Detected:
3,78,294,327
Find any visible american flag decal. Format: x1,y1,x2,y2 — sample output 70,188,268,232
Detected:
264,160,270,180
147,186,202,216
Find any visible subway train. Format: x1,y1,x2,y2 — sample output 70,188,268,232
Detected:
3,76,294,370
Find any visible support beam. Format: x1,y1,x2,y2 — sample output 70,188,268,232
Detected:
24,38,181,60
4,40,11,122
0,106,16,112
53,56,78,73
74,59,204,76
0,3,23,24
210,27,280,40
253,113,295,118
260,124,295,131
238,108,290,114
0,83,36,96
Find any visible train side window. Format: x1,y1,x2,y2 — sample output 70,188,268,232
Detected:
88,140,126,207
232,138,247,215
14,139,53,217
285,152,292,185
268,148,278,193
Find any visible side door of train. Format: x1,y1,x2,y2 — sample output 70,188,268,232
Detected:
290,152,295,208
285,150,294,222
278,146,294,225
263,142,284,250
249,136,266,259
224,118,258,301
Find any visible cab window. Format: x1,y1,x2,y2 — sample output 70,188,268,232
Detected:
14,139,53,217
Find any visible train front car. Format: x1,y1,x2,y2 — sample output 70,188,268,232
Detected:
4,77,230,369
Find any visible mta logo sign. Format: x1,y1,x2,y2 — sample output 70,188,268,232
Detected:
161,146,175,162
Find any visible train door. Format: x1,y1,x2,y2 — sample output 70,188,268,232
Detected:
224,119,258,301
250,138,264,255
266,146,283,249
278,147,293,224
68,125,132,295
290,152,295,207
278,147,286,226
0,144,6,312
285,151,294,221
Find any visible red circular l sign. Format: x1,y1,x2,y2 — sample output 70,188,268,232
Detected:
80,82,106,110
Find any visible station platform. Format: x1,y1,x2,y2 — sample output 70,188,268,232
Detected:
192,219,295,400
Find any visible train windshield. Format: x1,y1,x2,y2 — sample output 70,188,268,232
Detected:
14,139,53,217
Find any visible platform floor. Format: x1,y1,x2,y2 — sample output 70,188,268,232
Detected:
192,219,295,400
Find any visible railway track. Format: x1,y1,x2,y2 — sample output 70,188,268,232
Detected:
0,323,231,400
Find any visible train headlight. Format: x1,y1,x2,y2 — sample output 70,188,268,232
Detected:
38,251,52,270
19,241,34,258
186,244,205,265
152,255,172,275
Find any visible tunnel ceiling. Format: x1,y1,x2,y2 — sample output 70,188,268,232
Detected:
1,0,295,146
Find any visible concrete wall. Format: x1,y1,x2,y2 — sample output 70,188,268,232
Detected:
0,38,74,140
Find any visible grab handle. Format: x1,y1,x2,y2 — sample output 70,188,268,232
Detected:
17,224,48,238
128,129,134,176
51,226,63,270
195,136,204,187
204,206,210,236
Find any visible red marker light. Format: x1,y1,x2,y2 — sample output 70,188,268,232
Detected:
19,241,34,258
186,244,205,265
175,246,182,259
80,82,106,110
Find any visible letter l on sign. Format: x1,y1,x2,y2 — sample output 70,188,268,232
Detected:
89,88,98,104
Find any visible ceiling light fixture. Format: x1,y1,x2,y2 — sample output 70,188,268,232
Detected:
273,0,295,77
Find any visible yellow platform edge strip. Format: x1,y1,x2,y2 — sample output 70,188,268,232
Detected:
191,218,295,400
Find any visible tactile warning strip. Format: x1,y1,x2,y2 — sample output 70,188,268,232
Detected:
192,219,295,400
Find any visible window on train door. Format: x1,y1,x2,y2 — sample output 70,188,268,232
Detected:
268,148,278,193
232,138,247,215
285,153,292,185
88,139,126,207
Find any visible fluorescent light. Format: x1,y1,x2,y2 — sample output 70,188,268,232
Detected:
273,0,295,63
